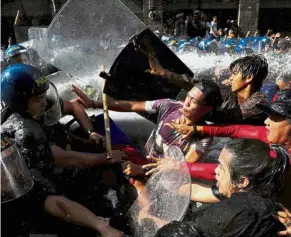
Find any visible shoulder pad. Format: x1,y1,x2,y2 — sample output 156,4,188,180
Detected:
2,114,47,149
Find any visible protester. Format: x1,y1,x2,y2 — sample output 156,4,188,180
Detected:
277,72,291,90
209,16,218,39
151,139,289,237
185,15,196,38
261,71,291,101
217,28,225,41
148,54,269,125
227,29,236,39
72,78,222,167
167,89,291,209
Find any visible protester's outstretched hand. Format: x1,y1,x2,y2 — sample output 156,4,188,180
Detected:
89,132,106,148
273,203,291,236
72,84,100,109
100,225,124,237
142,156,179,176
121,161,145,177
107,150,127,164
166,122,195,140
171,112,193,125
146,55,167,76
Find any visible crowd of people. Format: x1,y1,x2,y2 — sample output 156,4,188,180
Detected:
1,19,291,237
157,12,291,55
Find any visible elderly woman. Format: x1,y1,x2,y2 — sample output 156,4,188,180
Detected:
152,139,289,237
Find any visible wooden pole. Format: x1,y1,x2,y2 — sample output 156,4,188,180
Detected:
100,65,112,159
14,10,20,26
245,31,251,38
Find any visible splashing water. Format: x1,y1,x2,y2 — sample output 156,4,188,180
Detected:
177,51,291,83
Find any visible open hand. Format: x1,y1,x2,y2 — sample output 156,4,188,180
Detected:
146,55,166,76
100,225,124,237
72,84,99,109
89,132,106,148
121,161,145,177
166,122,195,140
273,203,291,236
142,156,179,176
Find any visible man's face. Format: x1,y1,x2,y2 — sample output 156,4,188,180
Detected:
265,114,291,145
215,148,236,197
10,54,29,65
276,79,291,90
27,92,47,118
182,87,204,119
229,67,248,93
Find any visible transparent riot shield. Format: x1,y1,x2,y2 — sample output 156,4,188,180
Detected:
44,0,146,83
1,138,34,203
27,27,58,75
32,0,193,104
46,71,77,101
126,146,191,237
28,27,48,53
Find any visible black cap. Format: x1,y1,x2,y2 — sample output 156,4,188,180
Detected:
256,89,291,118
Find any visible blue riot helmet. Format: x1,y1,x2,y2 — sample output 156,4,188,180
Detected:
224,38,237,48
1,64,61,126
251,36,263,51
197,39,206,50
4,44,29,65
235,38,250,54
260,83,278,101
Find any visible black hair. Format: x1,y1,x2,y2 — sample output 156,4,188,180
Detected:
155,221,201,237
194,79,223,107
230,54,268,91
277,71,291,83
225,139,290,199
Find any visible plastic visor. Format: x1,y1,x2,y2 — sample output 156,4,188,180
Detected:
33,82,62,126
7,51,29,65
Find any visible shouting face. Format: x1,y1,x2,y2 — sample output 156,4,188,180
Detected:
265,114,291,145
182,87,204,119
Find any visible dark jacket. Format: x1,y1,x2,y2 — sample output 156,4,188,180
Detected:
164,71,268,125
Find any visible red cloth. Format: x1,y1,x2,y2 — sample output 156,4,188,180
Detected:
203,125,269,144
187,125,291,181
112,144,149,166
272,93,279,102
187,163,217,181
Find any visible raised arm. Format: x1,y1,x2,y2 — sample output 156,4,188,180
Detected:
167,123,268,144
201,125,268,143
147,56,194,91
93,100,146,113
72,84,146,112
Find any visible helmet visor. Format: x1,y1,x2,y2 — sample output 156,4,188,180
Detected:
44,82,62,126
33,82,62,126
8,52,29,65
